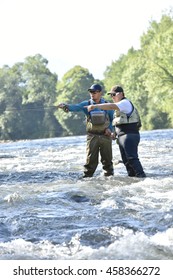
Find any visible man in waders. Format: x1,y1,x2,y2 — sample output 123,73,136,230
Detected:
85,85,146,178
58,84,114,178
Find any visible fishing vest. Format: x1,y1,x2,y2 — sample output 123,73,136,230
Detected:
112,100,141,129
86,100,110,133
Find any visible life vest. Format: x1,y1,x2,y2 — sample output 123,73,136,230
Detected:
86,100,110,133
112,100,141,129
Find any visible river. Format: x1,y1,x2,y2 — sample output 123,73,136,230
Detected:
0,129,173,260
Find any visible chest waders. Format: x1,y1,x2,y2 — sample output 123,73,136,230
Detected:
83,101,113,177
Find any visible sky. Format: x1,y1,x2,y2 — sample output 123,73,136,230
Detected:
0,0,173,80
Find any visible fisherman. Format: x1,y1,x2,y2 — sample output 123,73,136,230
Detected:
57,84,114,178
85,85,146,178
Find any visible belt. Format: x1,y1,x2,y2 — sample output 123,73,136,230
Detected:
88,132,105,136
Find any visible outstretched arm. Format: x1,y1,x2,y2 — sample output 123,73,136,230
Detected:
85,103,119,112
57,101,89,114
57,103,69,112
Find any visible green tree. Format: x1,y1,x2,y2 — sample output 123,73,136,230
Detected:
103,49,148,129
0,54,62,140
0,65,24,139
120,48,149,129
103,12,173,130
103,54,126,98
20,54,62,138
140,14,173,128
55,65,95,135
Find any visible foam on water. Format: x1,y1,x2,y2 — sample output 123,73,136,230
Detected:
0,129,173,259
0,227,173,260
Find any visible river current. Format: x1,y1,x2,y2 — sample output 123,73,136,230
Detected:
0,129,173,260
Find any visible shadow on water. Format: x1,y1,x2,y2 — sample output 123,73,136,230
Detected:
0,169,172,186
0,170,80,185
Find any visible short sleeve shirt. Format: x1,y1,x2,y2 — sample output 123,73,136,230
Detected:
115,99,133,115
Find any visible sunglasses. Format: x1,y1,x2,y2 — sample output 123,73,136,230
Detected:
89,90,100,94
110,92,121,97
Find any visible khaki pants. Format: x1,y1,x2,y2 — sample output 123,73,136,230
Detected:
84,134,113,177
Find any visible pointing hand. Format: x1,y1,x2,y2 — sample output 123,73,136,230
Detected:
57,103,69,113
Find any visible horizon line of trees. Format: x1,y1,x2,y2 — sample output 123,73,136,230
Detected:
0,11,173,140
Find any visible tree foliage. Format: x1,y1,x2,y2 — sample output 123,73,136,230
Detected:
0,54,62,140
0,12,173,140
55,66,95,135
141,14,173,127
103,11,173,130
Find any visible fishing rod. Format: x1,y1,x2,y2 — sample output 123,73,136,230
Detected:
0,103,72,113
0,105,58,112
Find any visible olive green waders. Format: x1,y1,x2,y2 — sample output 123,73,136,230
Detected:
83,134,114,177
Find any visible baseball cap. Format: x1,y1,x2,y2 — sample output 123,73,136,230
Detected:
88,84,102,92
107,85,124,94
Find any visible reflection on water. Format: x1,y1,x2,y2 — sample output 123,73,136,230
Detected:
0,129,173,259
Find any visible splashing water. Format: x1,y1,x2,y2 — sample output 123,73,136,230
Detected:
0,129,173,259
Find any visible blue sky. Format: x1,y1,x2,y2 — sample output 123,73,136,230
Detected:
0,0,172,79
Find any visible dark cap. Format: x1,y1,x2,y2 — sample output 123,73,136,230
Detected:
107,85,124,94
88,84,102,92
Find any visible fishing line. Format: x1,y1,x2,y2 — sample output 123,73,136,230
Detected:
0,105,57,112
